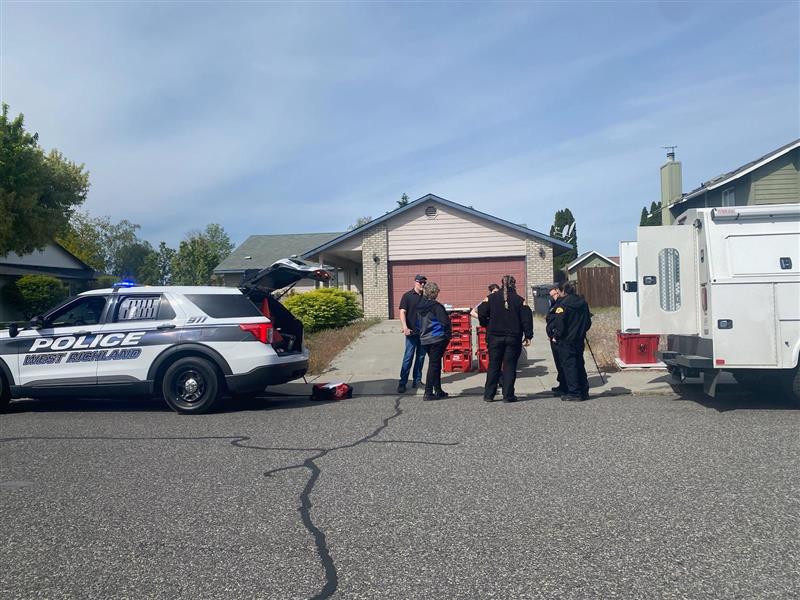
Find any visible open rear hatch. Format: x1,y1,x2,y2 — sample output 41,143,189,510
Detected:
240,258,331,354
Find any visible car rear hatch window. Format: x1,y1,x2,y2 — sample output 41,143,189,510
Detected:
240,258,330,293
185,294,263,318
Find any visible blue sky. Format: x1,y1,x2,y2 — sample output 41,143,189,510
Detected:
2,1,797,255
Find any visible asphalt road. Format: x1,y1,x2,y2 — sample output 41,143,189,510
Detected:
1,388,798,600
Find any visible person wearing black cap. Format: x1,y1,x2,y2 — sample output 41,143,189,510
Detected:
397,273,427,393
478,274,533,402
549,281,592,401
545,283,567,396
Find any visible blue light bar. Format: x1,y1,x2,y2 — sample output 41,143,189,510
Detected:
112,280,137,289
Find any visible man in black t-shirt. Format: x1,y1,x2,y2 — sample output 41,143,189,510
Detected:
397,274,427,393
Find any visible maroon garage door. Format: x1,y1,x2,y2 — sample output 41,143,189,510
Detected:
389,258,526,319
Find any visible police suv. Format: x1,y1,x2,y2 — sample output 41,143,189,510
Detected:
0,259,330,414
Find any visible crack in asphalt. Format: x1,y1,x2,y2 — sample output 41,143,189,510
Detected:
0,395,459,599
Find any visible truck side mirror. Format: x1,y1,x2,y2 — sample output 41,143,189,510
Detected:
8,323,18,338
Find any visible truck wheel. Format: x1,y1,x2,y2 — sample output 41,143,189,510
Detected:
732,370,771,393
782,366,800,407
162,357,222,415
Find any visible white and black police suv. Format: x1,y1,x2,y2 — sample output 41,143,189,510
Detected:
0,259,330,414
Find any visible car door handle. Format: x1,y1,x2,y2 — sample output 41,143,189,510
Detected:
76,330,92,335
157,323,176,330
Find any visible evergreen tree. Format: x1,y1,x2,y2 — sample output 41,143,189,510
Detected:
549,208,578,275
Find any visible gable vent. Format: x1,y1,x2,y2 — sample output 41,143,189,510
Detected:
425,205,438,218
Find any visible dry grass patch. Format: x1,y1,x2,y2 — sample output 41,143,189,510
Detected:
305,318,381,375
586,306,621,372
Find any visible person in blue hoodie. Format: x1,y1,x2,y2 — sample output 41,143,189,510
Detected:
415,282,452,400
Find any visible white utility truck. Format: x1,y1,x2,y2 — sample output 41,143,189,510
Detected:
621,204,800,402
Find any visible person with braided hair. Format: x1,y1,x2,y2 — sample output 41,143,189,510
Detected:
477,274,533,402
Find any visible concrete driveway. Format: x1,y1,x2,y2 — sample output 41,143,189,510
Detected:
277,320,676,398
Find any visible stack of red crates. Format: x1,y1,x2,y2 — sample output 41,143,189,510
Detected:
476,326,489,372
443,311,472,372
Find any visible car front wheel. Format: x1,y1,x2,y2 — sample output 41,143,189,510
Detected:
162,357,222,414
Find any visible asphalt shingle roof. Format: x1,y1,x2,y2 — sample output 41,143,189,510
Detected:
214,232,343,272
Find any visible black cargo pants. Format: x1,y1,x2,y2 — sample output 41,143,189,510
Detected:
484,334,522,399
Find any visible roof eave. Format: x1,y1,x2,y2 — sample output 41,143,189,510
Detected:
302,193,572,258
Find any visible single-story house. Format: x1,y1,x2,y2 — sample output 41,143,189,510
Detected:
217,194,572,319
566,251,619,281
0,241,95,322
214,232,343,290
659,139,799,225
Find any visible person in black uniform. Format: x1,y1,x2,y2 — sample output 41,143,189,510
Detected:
478,275,533,403
545,283,567,396
549,281,592,401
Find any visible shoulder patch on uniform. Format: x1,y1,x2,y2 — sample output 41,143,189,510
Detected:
555,307,565,314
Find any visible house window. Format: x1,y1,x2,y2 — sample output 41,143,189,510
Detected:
722,188,735,207
658,248,681,312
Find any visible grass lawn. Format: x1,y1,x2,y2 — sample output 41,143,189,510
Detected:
305,318,381,375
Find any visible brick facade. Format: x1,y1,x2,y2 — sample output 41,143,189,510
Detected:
361,224,390,318
525,239,554,305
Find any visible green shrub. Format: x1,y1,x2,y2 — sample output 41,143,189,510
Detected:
8,275,68,319
283,287,363,332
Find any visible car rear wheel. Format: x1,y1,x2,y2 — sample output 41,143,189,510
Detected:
0,376,10,413
162,357,222,414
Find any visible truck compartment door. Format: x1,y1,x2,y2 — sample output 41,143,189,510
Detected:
712,283,776,367
638,225,700,335
619,241,639,332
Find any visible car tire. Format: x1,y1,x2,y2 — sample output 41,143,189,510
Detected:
161,357,222,415
0,376,10,413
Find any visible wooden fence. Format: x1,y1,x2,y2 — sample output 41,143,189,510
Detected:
576,266,620,307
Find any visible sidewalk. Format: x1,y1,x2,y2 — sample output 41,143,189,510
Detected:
272,320,678,398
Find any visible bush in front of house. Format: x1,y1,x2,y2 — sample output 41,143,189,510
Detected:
2,275,68,319
283,288,363,333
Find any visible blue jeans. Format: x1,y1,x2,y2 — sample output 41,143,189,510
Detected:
399,334,426,385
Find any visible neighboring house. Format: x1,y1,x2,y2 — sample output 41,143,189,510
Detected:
0,241,95,322
213,232,343,292
300,193,572,319
659,139,800,225
566,251,619,281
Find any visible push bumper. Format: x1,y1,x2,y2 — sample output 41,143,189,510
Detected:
225,359,309,394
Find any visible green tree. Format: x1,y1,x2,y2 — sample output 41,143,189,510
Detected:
348,216,373,230
6,275,68,319
638,202,661,226
58,211,142,275
139,241,175,285
115,241,156,281
171,224,233,285
550,208,578,274
0,104,90,256
397,193,410,208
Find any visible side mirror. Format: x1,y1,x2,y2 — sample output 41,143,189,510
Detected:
8,323,19,338
29,316,44,329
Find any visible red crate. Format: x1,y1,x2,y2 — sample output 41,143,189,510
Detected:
447,332,471,347
476,327,487,351
443,350,473,372
476,349,489,372
617,331,659,364
449,313,471,331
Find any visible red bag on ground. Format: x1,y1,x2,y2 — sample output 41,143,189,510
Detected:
311,382,353,401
